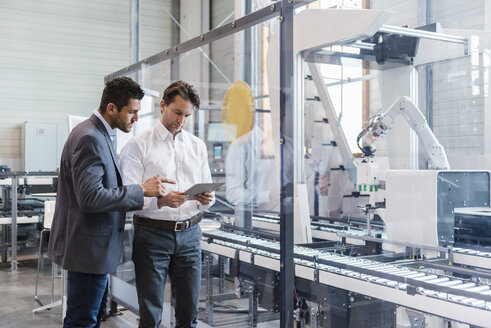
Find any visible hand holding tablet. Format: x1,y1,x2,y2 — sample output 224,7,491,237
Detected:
183,182,224,199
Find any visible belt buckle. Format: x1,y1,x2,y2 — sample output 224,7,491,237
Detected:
174,220,189,232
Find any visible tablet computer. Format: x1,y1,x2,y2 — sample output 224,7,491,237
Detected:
183,182,224,199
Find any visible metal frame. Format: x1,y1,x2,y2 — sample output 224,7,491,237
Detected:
0,171,57,274
105,3,281,82
279,1,295,327
379,25,468,46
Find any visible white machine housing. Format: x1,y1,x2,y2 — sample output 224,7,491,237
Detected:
383,170,491,253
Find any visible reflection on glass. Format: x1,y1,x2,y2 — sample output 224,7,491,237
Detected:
225,112,280,227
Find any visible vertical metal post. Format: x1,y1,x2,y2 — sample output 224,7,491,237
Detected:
425,0,434,133
130,0,140,64
10,176,17,274
310,305,318,328
171,55,180,82
2,225,7,262
218,255,225,294
426,0,433,25
205,254,214,325
242,1,253,85
279,0,295,327
248,284,258,327
409,68,419,170
424,0,434,152
426,65,433,130
171,0,180,47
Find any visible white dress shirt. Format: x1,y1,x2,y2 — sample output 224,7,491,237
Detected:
93,109,117,140
120,121,214,221
225,127,280,212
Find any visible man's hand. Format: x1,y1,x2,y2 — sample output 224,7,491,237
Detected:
157,191,188,208
141,176,175,197
194,191,213,205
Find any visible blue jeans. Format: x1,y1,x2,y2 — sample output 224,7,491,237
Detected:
132,223,202,328
64,271,108,328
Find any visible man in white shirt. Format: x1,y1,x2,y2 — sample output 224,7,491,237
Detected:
120,80,214,328
225,116,280,227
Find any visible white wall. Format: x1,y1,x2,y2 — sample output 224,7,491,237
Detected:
0,0,172,170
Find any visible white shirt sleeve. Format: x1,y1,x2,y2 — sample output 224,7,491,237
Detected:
120,138,159,211
225,141,248,206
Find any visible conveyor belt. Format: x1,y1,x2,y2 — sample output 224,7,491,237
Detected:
453,247,491,271
250,216,491,270
202,229,491,326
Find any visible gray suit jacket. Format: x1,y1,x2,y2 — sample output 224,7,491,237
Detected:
48,114,144,274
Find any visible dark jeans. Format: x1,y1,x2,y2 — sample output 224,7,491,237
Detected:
64,271,108,328
132,223,202,328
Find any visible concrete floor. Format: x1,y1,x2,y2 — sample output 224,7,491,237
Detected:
0,257,278,328
0,259,139,328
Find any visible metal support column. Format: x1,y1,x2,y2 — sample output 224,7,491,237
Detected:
130,0,140,64
248,284,258,327
171,54,180,82
171,0,180,47
205,253,214,325
279,0,294,327
218,255,225,294
10,176,17,274
309,305,318,328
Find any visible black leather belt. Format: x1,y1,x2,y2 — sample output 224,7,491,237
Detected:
133,213,202,232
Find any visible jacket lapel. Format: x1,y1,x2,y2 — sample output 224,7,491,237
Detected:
89,115,123,183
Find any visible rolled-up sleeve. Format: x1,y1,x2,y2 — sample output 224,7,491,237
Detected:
120,139,159,211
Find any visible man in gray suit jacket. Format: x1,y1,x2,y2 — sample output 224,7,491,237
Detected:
48,77,170,328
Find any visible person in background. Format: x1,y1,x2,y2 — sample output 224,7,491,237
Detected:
120,80,214,328
48,76,171,328
225,113,280,227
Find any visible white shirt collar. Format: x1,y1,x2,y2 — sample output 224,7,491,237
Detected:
155,120,183,141
93,109,117,140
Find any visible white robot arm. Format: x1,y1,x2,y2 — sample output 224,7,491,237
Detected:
357,96,450,170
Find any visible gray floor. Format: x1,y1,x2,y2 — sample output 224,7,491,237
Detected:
0,258,139,328
0,256,278,328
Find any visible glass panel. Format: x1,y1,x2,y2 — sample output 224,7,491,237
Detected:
115,60,172,154
109,15,281,325
416,43,490,168
140,0,175,59
179,18,281,230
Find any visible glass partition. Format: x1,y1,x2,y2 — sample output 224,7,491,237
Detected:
106,2,491,327
109,12,283,324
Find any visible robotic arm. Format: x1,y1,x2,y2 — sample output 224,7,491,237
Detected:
357,96,450,170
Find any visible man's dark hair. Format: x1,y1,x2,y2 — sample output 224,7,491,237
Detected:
162,80,200,109
99,77,145,112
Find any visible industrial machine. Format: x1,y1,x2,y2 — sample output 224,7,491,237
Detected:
357,96,449,169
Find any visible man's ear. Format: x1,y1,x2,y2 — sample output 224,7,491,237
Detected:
106,103,117,115
160,100,166,114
